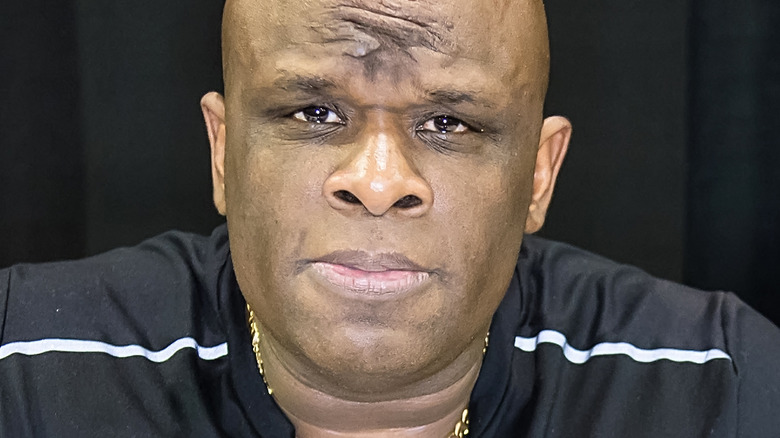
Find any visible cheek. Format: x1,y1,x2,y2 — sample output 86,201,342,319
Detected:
433,155,531,239
430,158,532,308
227,129,330,228
224,138,328,304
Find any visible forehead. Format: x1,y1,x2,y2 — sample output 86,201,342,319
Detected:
223,0,548,97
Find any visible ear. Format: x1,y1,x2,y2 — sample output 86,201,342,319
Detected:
524,116,572,234
201,92,227,216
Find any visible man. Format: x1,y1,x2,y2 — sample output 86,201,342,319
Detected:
1,0,778,436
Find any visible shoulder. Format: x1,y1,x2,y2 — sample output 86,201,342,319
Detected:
518,234,738,352
518,234,780,354
0,226,231,437
4,227,223,292
515,235,780,436
520,234,689,295
0,225,229,346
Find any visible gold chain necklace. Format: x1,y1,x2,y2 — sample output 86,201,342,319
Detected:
247,305,274,396
247,304,487,437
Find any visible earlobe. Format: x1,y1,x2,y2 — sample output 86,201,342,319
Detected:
524,116,572,234
200,92,227,216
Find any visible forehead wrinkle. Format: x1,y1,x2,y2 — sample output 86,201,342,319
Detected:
318,2,455,55
304,1,456,81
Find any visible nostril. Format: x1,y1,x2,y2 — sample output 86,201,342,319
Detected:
334,190,361,204
393,195,423,209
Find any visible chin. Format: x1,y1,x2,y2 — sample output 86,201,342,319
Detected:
271,281,465,394
300,324,459,396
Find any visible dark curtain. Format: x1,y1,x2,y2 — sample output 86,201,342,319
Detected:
1,1,778,324
542,0,689,283
686,0,780,323
0,2,85,263
73,1,225,255
0,0,224,266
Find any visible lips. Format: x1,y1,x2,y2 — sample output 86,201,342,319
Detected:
307,250,431,296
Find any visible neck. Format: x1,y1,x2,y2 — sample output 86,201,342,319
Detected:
256,328,486,437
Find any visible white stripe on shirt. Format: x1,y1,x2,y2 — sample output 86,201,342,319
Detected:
1,331,730,366
515,329,731,364
0,337,228,362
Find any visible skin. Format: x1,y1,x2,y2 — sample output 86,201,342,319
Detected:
201,0,571,435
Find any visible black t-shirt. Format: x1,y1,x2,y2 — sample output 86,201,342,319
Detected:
1,225,779,437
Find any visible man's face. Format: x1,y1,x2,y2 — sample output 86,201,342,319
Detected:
210,0,561,395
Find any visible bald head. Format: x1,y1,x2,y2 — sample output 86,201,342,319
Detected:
222,0,550,100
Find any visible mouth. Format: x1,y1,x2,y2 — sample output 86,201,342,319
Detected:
304,250,432,297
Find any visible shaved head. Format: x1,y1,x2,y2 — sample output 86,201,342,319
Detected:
222,0,550,98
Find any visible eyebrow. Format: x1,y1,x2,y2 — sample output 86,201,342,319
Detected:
427,89,478,106
255,73,496,111
425,88,499,112
271,74,338,93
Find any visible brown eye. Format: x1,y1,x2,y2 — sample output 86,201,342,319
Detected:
292,106,343,124
419,115,470,134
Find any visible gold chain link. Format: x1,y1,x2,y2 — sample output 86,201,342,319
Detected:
448,407,470,437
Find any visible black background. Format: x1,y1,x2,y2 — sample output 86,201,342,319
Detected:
1,1,778,324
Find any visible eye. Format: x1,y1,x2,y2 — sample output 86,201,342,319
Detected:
418,115,470,134
292,106,343,124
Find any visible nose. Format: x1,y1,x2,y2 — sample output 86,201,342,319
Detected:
323,132,433,217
